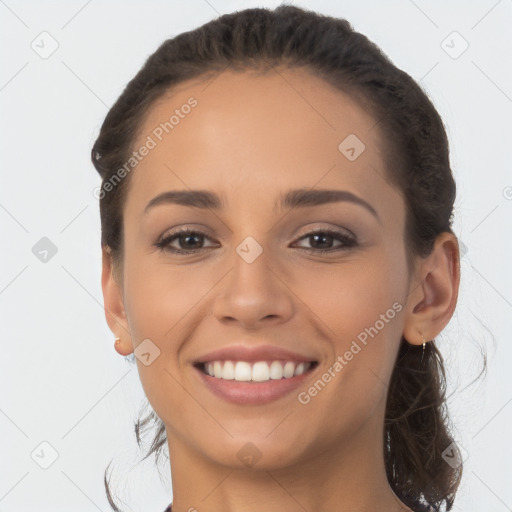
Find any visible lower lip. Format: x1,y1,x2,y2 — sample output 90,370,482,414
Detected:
194,364,317,405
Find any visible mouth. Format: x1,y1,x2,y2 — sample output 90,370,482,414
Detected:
194,359,319,382
193,359,319,405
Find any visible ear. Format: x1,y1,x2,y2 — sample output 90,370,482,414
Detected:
402,232,460,346
101,246,133,355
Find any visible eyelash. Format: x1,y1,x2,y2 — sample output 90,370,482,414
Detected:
154,227,357,255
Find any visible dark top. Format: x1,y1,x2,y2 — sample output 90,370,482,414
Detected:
163,501,437,511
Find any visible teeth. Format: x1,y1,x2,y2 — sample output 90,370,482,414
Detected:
234,361,252,381
222,360,235,380
283,361,296,378
269,361,284,379
203,360,313,382
294,362,306,376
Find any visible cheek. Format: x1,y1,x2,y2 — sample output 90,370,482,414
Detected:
293,255,404,401
121,253,216,419
293,255,404,342
123,252,215,339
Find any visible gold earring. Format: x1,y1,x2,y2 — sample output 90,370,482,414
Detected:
420,332,427,365
115,337,120,345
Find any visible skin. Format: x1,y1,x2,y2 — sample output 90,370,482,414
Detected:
102,67,460,512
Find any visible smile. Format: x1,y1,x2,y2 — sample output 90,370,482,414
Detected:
194,359,319,405
198,360,317,382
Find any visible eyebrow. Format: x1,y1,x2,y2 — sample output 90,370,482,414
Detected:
143,188,380,222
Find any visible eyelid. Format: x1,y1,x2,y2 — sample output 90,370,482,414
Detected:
156,226,218,248
292,223,356,240
155,224,357,255
157,224,354,243
157,224,215,241
290,228,357,252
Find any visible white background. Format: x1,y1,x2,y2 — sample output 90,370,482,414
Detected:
1,1,511,511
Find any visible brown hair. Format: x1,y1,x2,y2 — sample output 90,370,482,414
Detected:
92,5,462,510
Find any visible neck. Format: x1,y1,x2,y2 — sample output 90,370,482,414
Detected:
166,411,412,512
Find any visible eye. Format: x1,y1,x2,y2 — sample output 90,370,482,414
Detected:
154,227,357,255
154,227,218,254
292,229,357,253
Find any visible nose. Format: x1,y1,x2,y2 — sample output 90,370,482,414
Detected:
212,244,295,329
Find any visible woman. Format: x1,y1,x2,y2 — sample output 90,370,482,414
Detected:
92,5,462,511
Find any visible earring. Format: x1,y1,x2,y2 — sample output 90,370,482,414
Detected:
420,332,427,365
115,337,121,345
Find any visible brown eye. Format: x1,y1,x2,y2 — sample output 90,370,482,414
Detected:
154,227,357,256
155,228,217,254
293,229,357,253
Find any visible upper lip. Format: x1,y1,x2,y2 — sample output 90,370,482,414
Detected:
194,345,318,364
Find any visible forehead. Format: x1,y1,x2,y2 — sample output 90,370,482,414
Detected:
125,68,402,223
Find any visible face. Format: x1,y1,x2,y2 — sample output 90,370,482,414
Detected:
110,67,415,470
